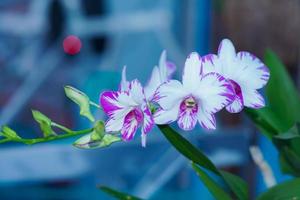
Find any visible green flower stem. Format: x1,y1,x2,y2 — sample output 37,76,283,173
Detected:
0,138,11,144
90,101,102,109
51,122,72,134
0,128,93,145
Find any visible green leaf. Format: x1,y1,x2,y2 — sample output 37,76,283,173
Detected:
158,125,218,174
279,152,297,176
220,170,248,200
191,163,232,200
1,126,21,139
64,86,95,122
245,107,285,138
158,125,248,200
290,138,300,156
272,123,300,176
274,132,300,140
98,186,143,200
32,110,56,137
246,50,300,139
279,147,300,177
73,121,121,149
257,178,300,200
264,50,300,128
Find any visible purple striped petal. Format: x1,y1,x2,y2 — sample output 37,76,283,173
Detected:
226,96,244,113
121,109,141,141
197,109,216,130
201,54,219,75
142,104,154,135
242,89,265,109
177,96,198,131
140,104,154,147
100,91,122,117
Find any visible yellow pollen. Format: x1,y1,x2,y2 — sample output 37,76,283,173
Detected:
185,97,196,108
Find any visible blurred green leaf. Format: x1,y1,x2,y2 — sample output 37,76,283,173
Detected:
98,186,143,200
245,50,300,139
1,126,21,139
158,125,248,200
74,121,121,149
158,125,218,173
257,178,300,200
191,163,232,200
290,138,300,156
272,123,300,176
245,107,283,138
220,170,248,200
32,110,56,137
264,49,300,129
279,147,300,177
273,123,300,140
64,86,95,122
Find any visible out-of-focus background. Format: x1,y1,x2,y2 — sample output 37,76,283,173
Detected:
0,0,299,199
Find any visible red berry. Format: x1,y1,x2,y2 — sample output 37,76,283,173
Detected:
63,35,82,55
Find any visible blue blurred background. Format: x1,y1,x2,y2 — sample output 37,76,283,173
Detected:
0,0,299,199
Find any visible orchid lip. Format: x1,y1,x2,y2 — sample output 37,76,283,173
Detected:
125,108,144,125
229,79,242,98
180,96,198,112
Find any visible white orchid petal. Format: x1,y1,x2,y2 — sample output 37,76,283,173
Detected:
197,108,216,130
182,52,202,89
242,89,265,109
195,73,234,114
218,39,236,64
154,104,180,124
120,66,130,92
236,52,270,89
159,50,176,80
105,117,123,132
141,133,147,147
144,66,161,100
155,80,187,110
129,79,145,105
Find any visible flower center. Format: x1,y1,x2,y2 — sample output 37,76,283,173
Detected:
126,108,144,124
180,96,198,112
229,80,242,96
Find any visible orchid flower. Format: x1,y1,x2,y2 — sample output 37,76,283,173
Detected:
100,79,154,147
154,53,235,130
202,39,270,113
144,50,176,101
119,66,130,92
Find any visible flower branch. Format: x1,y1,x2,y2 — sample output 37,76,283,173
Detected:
0,127,93,145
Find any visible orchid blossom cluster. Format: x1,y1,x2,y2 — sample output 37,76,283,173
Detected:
100,39,270,147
